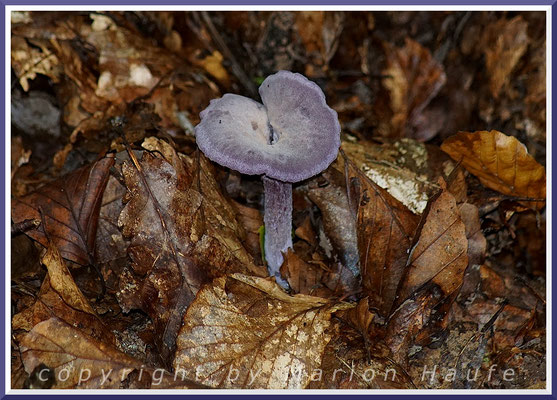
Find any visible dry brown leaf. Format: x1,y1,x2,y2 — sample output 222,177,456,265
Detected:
483,16,529,98
341,139,449,214
19,318,141,388
295,11,344,73
173,273,352,389
12,241,114,344
118,138,263,363
309,321,414,389
343,154,419,316
281,249,330,297
230,200,264,263
459,203,486,268
441,130,546,210
18,317,203,389
11,156,115,266
307,181,359,277
11,136,31,179
381,38,446,139
395,183,468,305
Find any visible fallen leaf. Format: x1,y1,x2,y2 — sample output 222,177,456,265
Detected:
307,180,359,277
198,50,230,85
482,16,529,98
118,138,263,363
12,241,113,344
343,154,419,316
12,155,115,265
381,38,447,139
395,183,468,305
295,11,344,73
385,183,469,364
441,130,546,210
173,273,352,389
459,203,486,268
281,248,330,297
18,317,203,389
341,139,455,214
309,320,414,389
19,318,140,388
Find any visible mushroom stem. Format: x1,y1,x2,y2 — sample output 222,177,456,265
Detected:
263,176,292,288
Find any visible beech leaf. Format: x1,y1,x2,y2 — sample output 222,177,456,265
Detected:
343,154,419,316
12,156,115,265
441,130,546,210
173,273,352,389
117,137,263,363
395,183,468,305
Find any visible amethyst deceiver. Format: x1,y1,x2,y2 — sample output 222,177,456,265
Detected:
195,70,341,288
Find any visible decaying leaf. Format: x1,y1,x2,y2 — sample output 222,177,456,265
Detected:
385,183,468,365
18,317,203,389
381,38,446,139
118,137,263,363
12,241,113,344
395,183,468,305
341,139,458,214
482,16,529,98
343,154,419,316
295,11,344,72
309,319,414,389
19,318,141,389
173,273,352,389
459,203,486,268
441,130,546,210
11,156,115,265
307,180,359,277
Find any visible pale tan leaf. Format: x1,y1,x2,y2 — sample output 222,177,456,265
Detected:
19,318,142,389
441,130,546,210
173,273,352,389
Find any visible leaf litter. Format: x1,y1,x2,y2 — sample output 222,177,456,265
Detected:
10,10,546,390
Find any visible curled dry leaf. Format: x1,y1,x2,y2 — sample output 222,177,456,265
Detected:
395,183,468,305
19,318,141,389
18,317,203,389
343,154,419,316
381,38,446,139
12,241,113,344
441,130,546,210
11,36,62,92
11,155,115,265
118,137,262,363
386,183,468,365
173,273,352,389
459,203,486,268
307,181,359,277
482,16,529,98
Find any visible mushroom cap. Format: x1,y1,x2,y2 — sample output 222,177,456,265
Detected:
195,70,341,183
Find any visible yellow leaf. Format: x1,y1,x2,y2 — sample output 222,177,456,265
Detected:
441,130,545,210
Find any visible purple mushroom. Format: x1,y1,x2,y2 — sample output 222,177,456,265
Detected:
195,71,341,288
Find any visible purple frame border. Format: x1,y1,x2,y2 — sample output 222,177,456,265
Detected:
1,1,555,398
